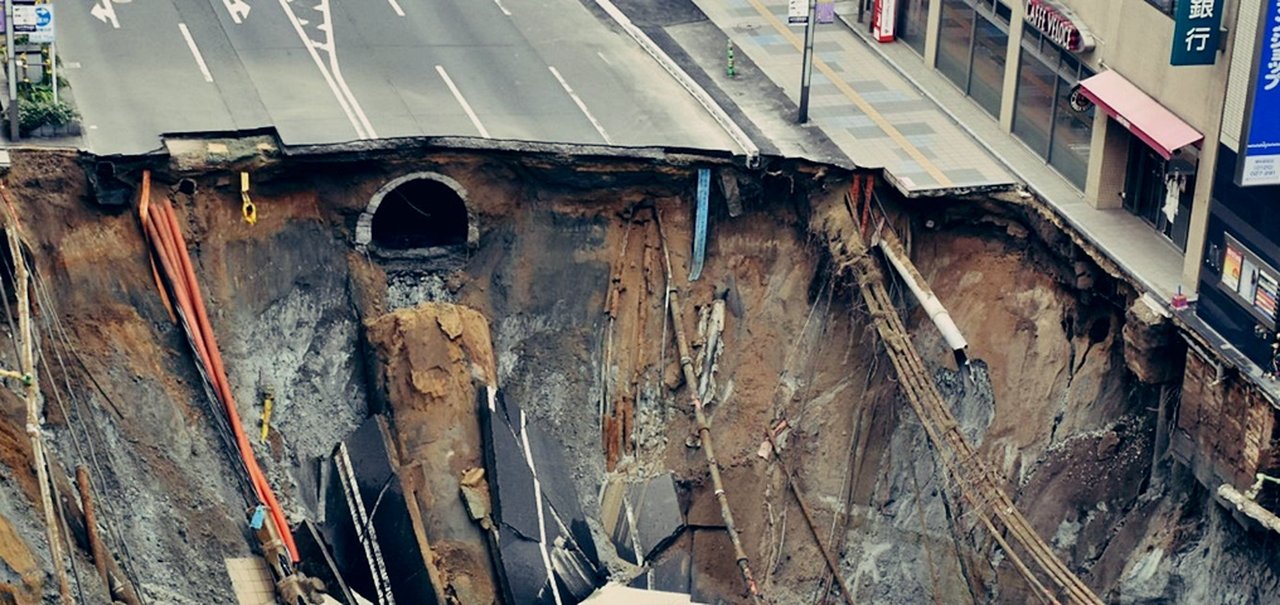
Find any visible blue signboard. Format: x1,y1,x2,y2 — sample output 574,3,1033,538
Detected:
29,5,53,43
1171,0,1224,65
1239,0,1280,186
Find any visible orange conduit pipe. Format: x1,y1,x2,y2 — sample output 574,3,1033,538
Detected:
137,172,300,562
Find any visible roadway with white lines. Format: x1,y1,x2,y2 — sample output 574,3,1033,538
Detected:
58,0,736,155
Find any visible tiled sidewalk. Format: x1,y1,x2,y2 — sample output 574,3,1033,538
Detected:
690,0,1184,299
692,0,1014,194
826,4,1186,300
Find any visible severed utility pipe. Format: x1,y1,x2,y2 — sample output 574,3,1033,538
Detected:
1218,484,1280,535
138,172,298,562
76,466,109,590
876,227,969,368
655,208,764,605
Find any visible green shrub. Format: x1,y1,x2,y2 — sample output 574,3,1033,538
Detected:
15,83,78,135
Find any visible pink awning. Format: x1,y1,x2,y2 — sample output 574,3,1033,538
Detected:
1077,70,1203,160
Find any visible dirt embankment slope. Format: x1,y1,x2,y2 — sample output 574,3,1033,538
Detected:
0,148,1273,605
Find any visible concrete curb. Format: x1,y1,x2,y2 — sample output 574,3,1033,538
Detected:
594,0,762,168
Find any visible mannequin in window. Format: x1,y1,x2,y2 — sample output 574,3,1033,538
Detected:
1163,172,1185,224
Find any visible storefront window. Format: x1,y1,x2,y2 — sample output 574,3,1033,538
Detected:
969,12,1008,117
1012,36,1055,155
1049,65,1092,188
1012,29,1093,189
937,0,976,88
899,0,931,57
936,0,1010,118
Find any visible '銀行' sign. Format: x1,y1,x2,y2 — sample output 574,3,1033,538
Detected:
1238,0,1280,186
1025,0,1095,53
1171,0,1224,65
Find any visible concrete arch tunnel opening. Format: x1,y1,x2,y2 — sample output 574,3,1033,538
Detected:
371,178,469,250
357,172,477,257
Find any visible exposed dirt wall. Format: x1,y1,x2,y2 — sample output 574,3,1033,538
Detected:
0,147,1274,605
850,198,1280,604
0,151,375,603
1174,350,1279,490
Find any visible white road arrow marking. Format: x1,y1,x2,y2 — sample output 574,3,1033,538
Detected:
222,0,252,24
387,0,405,17
278,0,376,139
312,0,376,137
90,1,120,28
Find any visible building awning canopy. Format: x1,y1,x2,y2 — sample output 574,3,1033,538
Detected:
1078,70,1203,160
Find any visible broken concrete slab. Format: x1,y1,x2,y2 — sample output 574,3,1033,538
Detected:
602,472,686,566
632,474,685,561
603,472,692,597
582,581,701,604
600,476,631,561
293,520,359,605
324,416,439,605
484,393,541,541
459,467,493,527
644,531,693,595
482,388,604,604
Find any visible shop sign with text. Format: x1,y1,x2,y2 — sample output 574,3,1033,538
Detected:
788,0,807,24
1025,0,1094,53
1171,0,1224,65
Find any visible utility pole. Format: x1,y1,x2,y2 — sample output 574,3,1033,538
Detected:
797,0,817,123
5,0,18,140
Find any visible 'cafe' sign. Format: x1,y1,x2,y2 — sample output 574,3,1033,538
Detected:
1025,0,1096,53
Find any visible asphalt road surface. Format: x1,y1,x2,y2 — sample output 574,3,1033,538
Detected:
56,0,737,155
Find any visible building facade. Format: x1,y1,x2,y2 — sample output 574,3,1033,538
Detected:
877,0,1280,371
1196,0,1280,371
884,0,1234,276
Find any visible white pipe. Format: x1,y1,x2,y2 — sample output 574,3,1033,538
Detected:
877,228,969,360
1218,484,1280,535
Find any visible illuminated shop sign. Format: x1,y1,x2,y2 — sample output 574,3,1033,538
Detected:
1220,233,1280,327
1025,0,1095,53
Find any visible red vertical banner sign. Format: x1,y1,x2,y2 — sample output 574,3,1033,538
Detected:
873,0,898,42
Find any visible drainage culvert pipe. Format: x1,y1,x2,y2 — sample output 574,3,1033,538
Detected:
876,227,970,367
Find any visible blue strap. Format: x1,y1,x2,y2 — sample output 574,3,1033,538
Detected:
249,505,267,530
689,168,710,281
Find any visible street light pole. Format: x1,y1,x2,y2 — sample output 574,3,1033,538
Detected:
5,0,17,140
798,0,817,123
